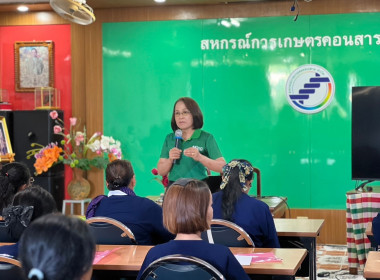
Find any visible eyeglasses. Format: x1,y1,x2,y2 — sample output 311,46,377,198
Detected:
29,177,35,186
175,111,191,117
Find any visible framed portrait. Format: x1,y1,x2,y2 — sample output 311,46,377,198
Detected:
14,41,54,92
0,116,14,162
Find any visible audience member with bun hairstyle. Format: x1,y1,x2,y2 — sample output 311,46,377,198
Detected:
0,162,33,214
19,213,96,280
212,159,280,248
86,159,173,245
137,178,249,280
0,185,57,258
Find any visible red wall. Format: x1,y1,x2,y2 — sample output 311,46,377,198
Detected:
0,24,72,199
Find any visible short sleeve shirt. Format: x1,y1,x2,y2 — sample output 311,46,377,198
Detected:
160,129,223,181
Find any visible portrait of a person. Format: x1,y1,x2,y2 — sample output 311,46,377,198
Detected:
0,123,9,155
26,47,44,87
18,45,50,89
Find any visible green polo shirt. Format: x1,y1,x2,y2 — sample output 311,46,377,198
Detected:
160,129,223,181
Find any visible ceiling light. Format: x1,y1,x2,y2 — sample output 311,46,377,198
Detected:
230,18,240,27
221,20,231,28
17,5,29,12
154,0,166,3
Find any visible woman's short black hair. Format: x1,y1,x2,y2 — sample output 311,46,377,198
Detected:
0,162,31,212
12,185,57,222
171,97,204,131
19,213,96,280
6,185,57,240
105,159,134,190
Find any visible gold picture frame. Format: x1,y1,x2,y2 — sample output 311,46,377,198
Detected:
14,41,54,92
0,116,14,163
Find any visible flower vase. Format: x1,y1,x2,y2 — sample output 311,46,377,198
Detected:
67,168,91,200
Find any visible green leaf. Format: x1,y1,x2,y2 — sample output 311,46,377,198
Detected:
75,158,91,171
89,157,109,169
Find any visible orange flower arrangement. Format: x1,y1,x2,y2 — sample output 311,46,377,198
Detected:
32,143,63,175
26,110,122,175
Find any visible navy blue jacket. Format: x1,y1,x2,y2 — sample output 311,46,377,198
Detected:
94,195,173,245
212,192,280,248
372,212,380,245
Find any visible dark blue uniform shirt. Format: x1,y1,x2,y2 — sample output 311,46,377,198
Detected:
212,192,280,248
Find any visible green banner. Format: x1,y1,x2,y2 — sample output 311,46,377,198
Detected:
103,13,380,209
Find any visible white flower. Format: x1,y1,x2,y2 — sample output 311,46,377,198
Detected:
87,139,101,152
85,134,122,159
101,136,118,151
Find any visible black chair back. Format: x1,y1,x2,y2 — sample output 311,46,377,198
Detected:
140,254,225,280
0,255,24,280
86,216,137,245
201,219,254,248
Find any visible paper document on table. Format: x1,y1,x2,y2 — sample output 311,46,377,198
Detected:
235,252,282,263
93,247,121,264
235,255,253,265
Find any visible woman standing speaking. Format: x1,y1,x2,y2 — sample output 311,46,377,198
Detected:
157,97,225,184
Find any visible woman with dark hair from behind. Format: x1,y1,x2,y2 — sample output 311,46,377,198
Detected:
0,162,32,214
137,179,249,280
212,159,280,248
0,185,57,258
86,159,173,245
19,213,95,280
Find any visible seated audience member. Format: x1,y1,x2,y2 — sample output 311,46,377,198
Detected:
86,159,173,245
0,162,32,214
372,212,380,246
19,213,95,280
137,179,249,280
0,185,57,258
212,159,280,248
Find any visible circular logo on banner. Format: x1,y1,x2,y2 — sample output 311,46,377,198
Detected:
285,64,335,114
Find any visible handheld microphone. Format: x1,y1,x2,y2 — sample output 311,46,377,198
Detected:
173,129,183,164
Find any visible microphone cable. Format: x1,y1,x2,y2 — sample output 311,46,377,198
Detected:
290,0,299,22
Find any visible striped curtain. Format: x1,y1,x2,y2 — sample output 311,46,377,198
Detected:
346,192,380,270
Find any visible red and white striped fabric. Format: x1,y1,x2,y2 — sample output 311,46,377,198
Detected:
346,192,380,270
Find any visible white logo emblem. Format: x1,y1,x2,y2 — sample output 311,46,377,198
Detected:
286,64,335,114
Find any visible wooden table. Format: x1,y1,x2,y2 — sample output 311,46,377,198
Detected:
364,251,380,280
0,242,14,246
274,218,324,238
274,218,325,280
255,196,288,218
93,245,306,277
147,195,288,218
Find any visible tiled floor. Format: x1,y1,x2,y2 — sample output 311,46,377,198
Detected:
296,245,365,280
